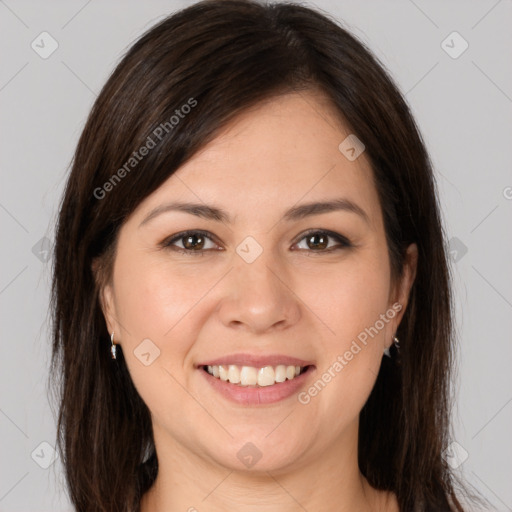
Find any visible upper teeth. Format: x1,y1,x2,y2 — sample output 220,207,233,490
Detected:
205,364,304,387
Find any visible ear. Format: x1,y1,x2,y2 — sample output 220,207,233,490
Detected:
388,243,418,338
91,257,119,337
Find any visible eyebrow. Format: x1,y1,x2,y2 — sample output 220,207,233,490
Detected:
138,197,370,228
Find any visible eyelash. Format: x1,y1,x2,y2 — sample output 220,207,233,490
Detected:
161,229,352,256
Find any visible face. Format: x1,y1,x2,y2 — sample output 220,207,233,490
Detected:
98,91,417,474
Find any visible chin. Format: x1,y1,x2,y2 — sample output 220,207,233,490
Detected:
202,434,309,474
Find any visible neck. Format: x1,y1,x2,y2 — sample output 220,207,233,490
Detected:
140,420,396,512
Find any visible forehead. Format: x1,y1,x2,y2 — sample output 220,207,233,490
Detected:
132,91,381,230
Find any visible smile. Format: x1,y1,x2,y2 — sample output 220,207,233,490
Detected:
202,364,310,387
198,364,316,405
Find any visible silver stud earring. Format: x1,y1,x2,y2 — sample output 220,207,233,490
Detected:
110,331,117,360
393,335,400,353
383,335,400,358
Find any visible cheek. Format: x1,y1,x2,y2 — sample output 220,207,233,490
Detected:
302,251,391,407
114,250,204,338
112,251,210,387
112,253,206,420
312,256,391,342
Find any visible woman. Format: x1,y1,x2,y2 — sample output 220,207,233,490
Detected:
49,0,486,510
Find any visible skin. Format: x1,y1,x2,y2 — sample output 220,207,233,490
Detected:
98,90,417,511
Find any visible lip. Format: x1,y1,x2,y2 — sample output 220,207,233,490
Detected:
197,364,316,405
196,353,315,368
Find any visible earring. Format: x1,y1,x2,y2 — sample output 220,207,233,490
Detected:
110,331,117,360
393,335,400,354
383,335,400,358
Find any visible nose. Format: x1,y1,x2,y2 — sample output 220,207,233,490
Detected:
216,249,301,334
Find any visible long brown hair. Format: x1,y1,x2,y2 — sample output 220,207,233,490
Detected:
49,1,487,510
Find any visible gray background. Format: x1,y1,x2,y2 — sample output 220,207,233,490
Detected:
1,0,511,510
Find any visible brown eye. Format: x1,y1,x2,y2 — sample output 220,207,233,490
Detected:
162,230,219,256
182,233,205,250
294,230,351,253
306,232,329,250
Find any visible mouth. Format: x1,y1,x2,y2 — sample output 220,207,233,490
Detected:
200,363,314,387
196,360,316,405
